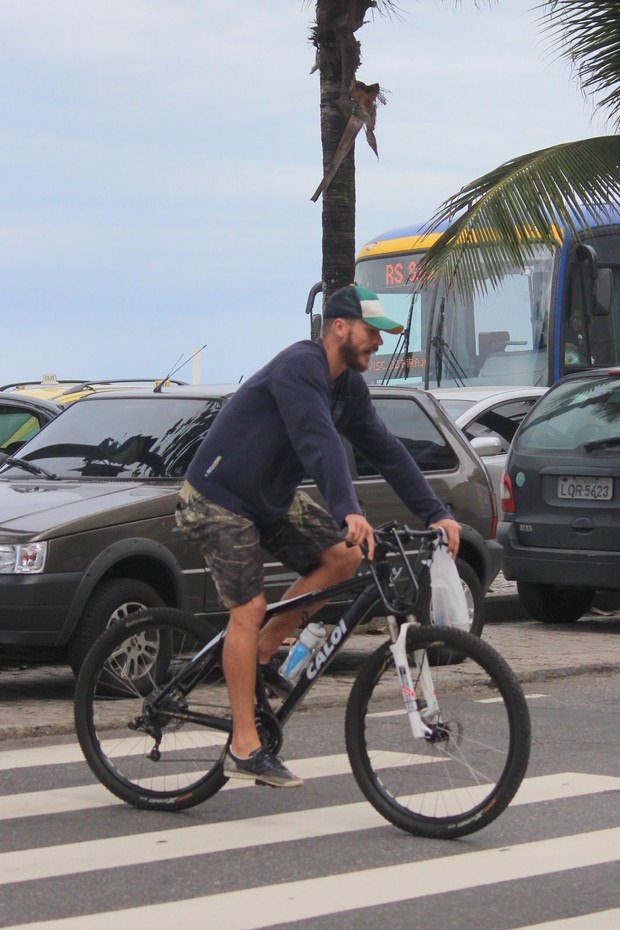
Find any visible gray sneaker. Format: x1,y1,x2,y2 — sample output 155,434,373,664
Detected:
223,746,304,788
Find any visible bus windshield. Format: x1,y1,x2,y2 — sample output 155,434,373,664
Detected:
355,244,556,388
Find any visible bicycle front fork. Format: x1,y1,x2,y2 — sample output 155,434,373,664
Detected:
387,617,440,740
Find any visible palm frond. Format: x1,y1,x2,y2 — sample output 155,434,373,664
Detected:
539,1,620,129
414,135,620,299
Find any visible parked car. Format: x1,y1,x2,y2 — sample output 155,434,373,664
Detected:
499,367,620,622
0,394,62,455
0,377,190,454
0,382,501,676
0,376,188,406
430,386,547,504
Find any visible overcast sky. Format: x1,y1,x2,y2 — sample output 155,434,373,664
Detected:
0,0,606,386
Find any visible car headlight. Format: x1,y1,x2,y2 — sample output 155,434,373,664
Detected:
0,542,48,574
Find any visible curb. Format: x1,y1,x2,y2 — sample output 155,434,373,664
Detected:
2,656,618,744
0,722,77,741
512,661,620,683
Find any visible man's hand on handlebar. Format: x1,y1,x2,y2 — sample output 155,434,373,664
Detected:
429,517,461,557
344,513,375,561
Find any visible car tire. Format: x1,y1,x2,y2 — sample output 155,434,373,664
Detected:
454,558,485,637
516,581,595,623
67,578,166,677
427,558,484,635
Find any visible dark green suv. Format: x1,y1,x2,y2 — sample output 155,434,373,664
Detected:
0,383,501,677
499,367,620,622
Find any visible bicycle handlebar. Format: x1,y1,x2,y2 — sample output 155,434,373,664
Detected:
357,522,443,561
356,521,442,617
373,521,442,544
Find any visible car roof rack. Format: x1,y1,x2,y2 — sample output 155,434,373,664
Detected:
0,378,189,396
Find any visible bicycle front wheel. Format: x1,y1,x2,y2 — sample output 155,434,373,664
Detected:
345,625,531,839
74,608,230,811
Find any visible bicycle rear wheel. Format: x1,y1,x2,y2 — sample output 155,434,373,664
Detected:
74,608,230,811
345,625,530,839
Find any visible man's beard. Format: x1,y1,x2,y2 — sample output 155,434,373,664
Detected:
340,331,370,371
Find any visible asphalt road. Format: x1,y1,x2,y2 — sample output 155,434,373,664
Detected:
0,672,619,928
1,590,619,741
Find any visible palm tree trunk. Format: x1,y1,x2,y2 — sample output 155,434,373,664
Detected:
318,43,356,302
314,0,369,302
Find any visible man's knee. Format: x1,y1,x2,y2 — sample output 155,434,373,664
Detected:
320,541,362,579
229,593,267,628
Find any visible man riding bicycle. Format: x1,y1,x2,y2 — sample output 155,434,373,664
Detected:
176,285,460,788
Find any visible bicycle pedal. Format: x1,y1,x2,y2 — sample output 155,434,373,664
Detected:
254,779,276,788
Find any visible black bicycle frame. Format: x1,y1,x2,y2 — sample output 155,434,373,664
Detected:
145,570,386,733
274,580,381,724
146,529,428,733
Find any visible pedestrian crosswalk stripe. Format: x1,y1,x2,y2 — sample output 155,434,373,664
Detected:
0,742,87,771
5,827,620,930
0,752,393,819
0,741,601,820
478,693,548,704
0,730,225,772
1,766,615,824
1,773,618,885
516,908,620,929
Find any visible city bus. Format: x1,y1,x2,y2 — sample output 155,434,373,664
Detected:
348,209,620,388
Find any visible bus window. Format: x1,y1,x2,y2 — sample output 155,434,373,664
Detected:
354,214,620,389
355,239,555,388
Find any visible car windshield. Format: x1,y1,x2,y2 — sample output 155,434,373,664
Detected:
0,396,221,479
517,377,620,451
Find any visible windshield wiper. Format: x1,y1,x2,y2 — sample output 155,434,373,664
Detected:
0,456,59,479
430,297,468,387
583,436,620,452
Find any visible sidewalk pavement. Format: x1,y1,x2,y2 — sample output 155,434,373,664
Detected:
1,577,619,742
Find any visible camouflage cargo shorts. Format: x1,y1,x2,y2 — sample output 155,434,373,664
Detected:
175,481,345,609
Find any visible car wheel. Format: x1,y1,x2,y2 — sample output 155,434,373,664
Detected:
67,578,166,677
455,558,485,637
516,581,595,623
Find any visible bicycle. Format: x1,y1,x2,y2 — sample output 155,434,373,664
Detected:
74,522,531,840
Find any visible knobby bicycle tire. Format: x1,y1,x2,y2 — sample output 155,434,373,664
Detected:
74,607,230,811
345,625,531,839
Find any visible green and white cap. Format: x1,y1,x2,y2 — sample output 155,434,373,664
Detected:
323,285,404,334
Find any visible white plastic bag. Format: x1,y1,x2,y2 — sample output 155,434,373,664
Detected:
429,529,470,630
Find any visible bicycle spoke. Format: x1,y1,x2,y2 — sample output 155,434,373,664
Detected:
75,609,230,810
346,626,530,838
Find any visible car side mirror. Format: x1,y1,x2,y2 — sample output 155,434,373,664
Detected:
576,243,612,317
470,436,503,457
593,267,612,316
305,282,323,339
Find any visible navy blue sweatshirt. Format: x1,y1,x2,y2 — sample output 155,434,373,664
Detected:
185,340,451,528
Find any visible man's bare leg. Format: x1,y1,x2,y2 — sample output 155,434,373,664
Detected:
222,592,304,787
223,543,360,758
257,541,361,663
222,593,267,759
